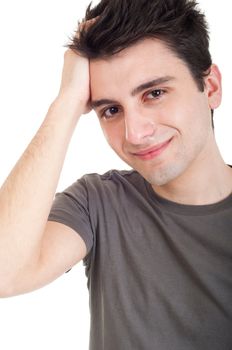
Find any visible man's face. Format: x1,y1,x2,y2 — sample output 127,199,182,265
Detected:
90,39,219,186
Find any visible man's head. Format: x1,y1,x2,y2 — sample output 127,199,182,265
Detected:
69,0,212,92
68,0,222,187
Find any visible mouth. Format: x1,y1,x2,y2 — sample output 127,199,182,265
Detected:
132,138,173,160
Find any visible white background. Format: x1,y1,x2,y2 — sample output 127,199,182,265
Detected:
0,1,231,349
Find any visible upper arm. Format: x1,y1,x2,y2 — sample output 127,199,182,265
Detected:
39,221,88,279
11,221,88,296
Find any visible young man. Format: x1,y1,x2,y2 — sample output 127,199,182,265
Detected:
0,0,231,349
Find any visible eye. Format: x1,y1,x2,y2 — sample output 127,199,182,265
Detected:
101,106,120,120
146,89,166,100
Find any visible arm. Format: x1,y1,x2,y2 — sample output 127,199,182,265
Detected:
0,50,90,297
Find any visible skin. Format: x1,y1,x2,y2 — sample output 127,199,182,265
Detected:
0,48,90,296
1,34,232,297
90,39,232,205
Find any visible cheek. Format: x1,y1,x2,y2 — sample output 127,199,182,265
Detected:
176,99,212,160
100,121,125,151
169,91,211,135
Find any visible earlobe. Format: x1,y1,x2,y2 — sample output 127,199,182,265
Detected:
205,64,222,109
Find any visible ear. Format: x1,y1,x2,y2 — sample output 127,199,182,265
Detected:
204,64,222,110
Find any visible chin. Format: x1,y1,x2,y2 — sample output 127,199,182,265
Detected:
139,162,186,187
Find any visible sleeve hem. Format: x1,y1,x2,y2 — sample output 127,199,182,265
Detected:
47,217,93,255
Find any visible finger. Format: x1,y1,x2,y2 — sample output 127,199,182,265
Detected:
75,17,99,39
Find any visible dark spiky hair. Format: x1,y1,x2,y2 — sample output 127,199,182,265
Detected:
67,0,212,92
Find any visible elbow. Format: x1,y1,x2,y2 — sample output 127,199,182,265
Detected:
0,290,13,299
0,283,17,298
0,274,22,298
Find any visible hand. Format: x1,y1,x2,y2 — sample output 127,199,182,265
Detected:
57,17,100,115
57,18,99,115
58,49,91,115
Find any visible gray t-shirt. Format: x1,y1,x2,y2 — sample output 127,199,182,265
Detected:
48,169,232,350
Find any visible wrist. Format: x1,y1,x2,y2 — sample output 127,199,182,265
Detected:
51,93,85,119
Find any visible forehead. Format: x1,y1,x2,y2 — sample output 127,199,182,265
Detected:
90,39,189,96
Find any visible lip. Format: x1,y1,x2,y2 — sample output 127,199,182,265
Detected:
132,138,173,160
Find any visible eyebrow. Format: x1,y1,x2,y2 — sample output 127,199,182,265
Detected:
91,75,175,109
91,98,117,109
131,76,175,96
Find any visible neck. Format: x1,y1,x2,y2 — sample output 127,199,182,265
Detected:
152,137,232,205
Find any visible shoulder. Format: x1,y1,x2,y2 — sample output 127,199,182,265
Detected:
62,169,146,204
55,169,148,210
83,168,142,185
81,169,145,193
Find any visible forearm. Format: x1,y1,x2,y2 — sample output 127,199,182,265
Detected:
0,96,81,287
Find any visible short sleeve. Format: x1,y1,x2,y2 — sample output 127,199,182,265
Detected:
48,177,94,254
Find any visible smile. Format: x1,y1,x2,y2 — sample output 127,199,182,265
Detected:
132,138,173,160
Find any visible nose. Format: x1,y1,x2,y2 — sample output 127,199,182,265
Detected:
124,107,157,145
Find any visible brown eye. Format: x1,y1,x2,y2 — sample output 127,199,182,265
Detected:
102,106,120,119
147,89,165,99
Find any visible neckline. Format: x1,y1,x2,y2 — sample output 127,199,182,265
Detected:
143,178,232,216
